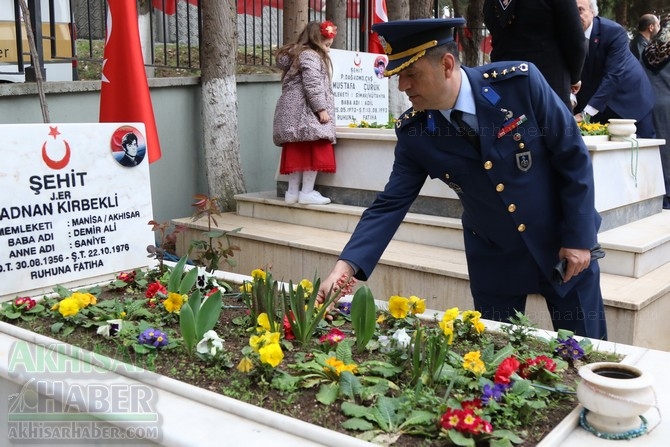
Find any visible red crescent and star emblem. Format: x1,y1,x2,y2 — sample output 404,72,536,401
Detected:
42,126,71,170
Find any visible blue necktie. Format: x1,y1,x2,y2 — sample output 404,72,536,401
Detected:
451,109,480,152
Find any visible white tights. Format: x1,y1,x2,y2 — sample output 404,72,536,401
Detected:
287,170,318,195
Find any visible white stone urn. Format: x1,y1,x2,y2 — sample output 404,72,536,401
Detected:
607,119,637,141
577,362,655,435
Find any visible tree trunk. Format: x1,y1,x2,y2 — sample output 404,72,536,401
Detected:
326,0,347,50
453,0,483,67
410,0,434,19
200,0,246,212
385,0,411,119
137,1,155,78
386,0,409,21
283,0,309,45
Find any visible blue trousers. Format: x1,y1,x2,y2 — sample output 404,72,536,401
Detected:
471,261,607,340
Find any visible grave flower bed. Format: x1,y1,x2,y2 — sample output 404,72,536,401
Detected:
0,257,616,447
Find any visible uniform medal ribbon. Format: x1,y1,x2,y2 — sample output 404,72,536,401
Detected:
497,114,527,138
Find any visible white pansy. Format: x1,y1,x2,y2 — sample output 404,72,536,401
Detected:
391,328,412,349
378,335,392,353
96,319,123,338
196,330,225,356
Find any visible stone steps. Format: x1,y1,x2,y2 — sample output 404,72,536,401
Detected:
173,192,670,350
234,191,670,279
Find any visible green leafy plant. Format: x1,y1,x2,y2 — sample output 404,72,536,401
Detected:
240,269,282,332
282,276,343,346
349,285,377,351
166,255,224,353
188,194,241,272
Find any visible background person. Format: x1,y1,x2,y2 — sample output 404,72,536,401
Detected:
642,14,670,210
272,21,337,205
630,13,660,60
483,0,586,109
317,18,607,340
573,0,656,138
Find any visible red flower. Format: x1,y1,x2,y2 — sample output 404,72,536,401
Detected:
207,287,219,297
494,356,520,385
319,328,346,345
14,297,36,311
440,408,461,430
145,282,167,299
519,355,557,379
320,21,337,39
440,407,492,436
117,271,136,283
461,398,482,410
283,315,295,340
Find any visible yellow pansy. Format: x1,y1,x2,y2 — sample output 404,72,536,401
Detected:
461,310,481,323
408,295,426,314
57,297,80,318
72,292,97,307
324,357,358,376
256,313,271,332
298,279,313,296
237,357,254,373
261,331,281,346
463,351,486,375
439,319,454,344
239,282,252,293
376,314,386,324
249,335,263,352
259,343,284,367
164,292,185,313
442,307,459,322
388,295,409,319
251,269,266,280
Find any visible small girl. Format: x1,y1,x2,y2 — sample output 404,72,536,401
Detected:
272,21,338,205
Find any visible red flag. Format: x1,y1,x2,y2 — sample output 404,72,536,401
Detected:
152,0,177,15
100,1,162,163
369,0,388,54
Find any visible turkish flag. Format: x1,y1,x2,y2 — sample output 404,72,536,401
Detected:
368,0,387,54
100,1,162,163
152,0,177,15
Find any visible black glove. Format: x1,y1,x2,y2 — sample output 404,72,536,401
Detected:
552,244,605,285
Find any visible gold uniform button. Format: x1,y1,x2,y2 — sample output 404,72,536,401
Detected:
445,173,450,179
517,224,526,232
508,204,516,212
496,183,505,192
484,161,493,170
518,142,525,149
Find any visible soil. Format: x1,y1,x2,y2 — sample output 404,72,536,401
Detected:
5,284,615,447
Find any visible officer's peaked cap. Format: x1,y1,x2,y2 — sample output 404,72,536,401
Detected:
372,18,466,76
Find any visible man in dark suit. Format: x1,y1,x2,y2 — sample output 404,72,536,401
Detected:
574,0,656,138
317,18,607,339
630,14,660,60
483,0,586,110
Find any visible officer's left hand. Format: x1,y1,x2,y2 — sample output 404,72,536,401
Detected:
557,247,591,283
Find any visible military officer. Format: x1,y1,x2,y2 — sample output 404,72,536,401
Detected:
317,18,607,340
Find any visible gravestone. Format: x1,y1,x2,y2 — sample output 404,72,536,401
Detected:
0,123,155,301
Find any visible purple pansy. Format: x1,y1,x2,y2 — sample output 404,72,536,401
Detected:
481,382,509,405
554,337,585,361
138,328,169,348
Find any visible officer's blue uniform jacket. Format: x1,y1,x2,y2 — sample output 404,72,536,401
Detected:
340,61,601,297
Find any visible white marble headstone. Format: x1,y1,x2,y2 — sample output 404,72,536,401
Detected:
0,123,155,300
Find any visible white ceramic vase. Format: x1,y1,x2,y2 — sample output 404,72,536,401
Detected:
577,362,655,434
607,119,637,141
